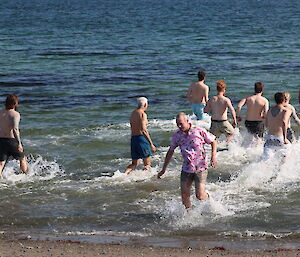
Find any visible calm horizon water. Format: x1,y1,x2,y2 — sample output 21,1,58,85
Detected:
0,0,299,249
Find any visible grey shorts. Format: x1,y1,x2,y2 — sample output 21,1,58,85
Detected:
180,170,208,184
210,120,235,138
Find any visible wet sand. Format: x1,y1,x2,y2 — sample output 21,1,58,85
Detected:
0,236,299,257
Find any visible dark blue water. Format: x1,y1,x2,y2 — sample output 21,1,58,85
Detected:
0,0,299,248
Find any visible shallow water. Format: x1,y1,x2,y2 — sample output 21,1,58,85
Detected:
0,0,299,248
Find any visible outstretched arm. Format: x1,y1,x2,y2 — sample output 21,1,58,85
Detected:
227,99,237,128
291,106,300,126
157,148,174,178
204,86,209,104
236,98,246,122
262,100,269,119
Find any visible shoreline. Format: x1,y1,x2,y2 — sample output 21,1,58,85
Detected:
1,232,299,257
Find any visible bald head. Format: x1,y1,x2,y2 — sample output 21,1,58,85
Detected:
176,112,188,121
176,112,191,132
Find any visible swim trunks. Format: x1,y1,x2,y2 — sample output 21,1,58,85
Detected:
191,103,205,120
131,135,152,160
287,128,295,143
0,138,24,161
263,135,286,160
210,120,235,138
245,120,264,138
180,170,208,184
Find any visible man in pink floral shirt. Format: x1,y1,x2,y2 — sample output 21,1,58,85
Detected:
158,112,217,209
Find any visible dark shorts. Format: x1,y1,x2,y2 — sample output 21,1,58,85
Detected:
131,135,152,160
264,138,283,148
287,128,295,143
0,138,24,161
180,170,208,184
245,120,264,138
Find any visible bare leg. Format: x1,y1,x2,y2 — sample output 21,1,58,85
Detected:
124,159,139,175
195,182,208,200
20,157,28,174
142,157,150,171
195,170,209,200
181,179,193,209
0,161,6,178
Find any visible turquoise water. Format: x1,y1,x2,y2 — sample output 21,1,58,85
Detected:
0,0,300,248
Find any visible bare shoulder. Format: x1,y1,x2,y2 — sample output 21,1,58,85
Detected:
137,109,147,120
284,107,292,115
225,96,232,103
11,110,20,118
288,103,295,111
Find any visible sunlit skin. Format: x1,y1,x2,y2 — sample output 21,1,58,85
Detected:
0,97,28,176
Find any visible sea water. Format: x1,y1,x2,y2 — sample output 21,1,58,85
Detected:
0,0,299,249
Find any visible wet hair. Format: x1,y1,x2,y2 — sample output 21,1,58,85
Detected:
137,97,148,108
216,80,226,92
254,82,264,93
197,71,206,81
283,92,291,102
274,92,285,104
5,94,18,110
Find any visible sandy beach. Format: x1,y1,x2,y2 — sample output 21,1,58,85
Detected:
0,235,299,257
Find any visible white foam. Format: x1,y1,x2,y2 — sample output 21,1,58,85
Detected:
97,166,159,184
139,132,300,230
1,156,63,185
66,230,147,237
219,230,292,239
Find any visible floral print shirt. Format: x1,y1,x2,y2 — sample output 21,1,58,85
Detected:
170,126,215,173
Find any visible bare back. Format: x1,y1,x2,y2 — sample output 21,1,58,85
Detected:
130,109,148,136
266,106,287,136
0,109,20,138
208,95,230,120
186,82,208,104
245,94,269,121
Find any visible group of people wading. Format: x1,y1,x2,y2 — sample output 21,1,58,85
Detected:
125,71,300,209
0,74,299,209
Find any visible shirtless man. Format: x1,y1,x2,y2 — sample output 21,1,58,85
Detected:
283,92,300,143
204,80,237,142
263,92,291,159
186,71,209,120
236,82,269,138
124,97,156,175
0,94,28,177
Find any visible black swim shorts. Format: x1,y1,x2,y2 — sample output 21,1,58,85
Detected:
287,128,295,143
0,138,24,161
245,120,264,138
